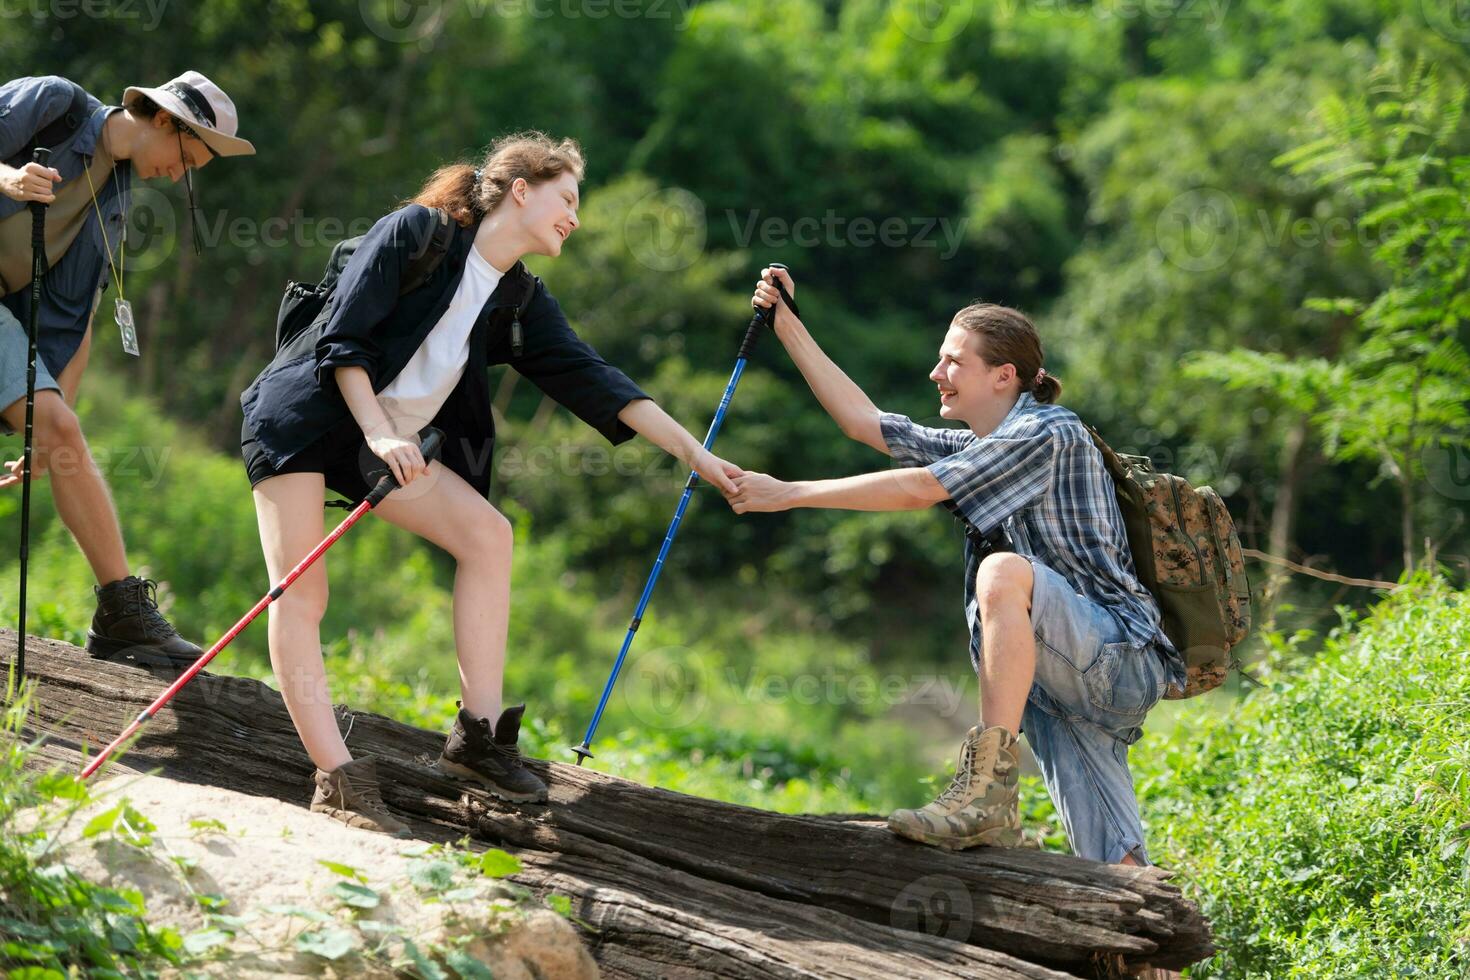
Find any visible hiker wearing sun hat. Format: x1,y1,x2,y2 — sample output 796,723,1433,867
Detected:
0,70,254,671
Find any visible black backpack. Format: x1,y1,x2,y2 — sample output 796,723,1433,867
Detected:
274,207,456,351
5,79,89,168
273,207,539,356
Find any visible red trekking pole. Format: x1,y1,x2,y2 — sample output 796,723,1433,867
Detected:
80,427,446,780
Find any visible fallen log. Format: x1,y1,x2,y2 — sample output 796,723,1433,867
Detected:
6,631,1214,978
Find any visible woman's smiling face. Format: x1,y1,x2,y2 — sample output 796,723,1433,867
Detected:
515,170,580,257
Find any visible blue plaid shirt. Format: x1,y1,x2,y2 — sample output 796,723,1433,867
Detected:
880,393,1188,691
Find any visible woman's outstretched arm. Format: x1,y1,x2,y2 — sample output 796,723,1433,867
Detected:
617,398,743,496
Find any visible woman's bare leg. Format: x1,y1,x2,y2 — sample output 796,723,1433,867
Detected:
251,472,350,771
374,462,512,724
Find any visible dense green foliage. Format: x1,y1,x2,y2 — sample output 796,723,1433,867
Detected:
3,0,1469,974
1135,577,1470,977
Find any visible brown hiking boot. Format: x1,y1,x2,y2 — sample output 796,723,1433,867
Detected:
86,576,205,670
887,725,1024,850
309,755,412,837
437,702,548,803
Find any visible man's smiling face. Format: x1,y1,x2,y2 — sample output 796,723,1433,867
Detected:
929,323,1018,423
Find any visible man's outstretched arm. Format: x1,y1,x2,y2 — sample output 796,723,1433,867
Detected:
728,468,948,514
754,268,889,456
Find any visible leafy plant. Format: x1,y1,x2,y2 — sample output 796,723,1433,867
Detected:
1186,57,1470,573
1131,574,1470,977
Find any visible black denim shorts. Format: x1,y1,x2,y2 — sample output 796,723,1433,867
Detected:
240,414,378,502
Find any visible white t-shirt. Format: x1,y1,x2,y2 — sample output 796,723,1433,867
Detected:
377,244,505,439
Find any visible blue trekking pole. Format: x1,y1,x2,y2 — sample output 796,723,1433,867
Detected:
571,264,799,765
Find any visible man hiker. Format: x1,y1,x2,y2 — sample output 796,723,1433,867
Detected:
1,71,255,668
728,267,1190,869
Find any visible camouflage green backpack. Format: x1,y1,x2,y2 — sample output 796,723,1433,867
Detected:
1084,425,1253,699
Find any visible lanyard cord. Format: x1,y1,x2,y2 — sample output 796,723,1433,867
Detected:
83,107,126,301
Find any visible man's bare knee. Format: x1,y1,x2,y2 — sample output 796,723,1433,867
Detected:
32,393,85,450
976,552,1033,613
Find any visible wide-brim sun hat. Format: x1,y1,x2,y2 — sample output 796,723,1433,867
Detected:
121,69,255,158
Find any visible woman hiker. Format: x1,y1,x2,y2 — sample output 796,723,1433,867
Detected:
728,267,1190,869
1,71,254,669
239,133,744,836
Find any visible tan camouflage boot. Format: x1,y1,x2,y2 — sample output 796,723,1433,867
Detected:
887,725,1023,850
309,755,412,837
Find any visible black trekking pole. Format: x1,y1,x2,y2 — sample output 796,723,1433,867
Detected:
15,148,52,683
571,264,799,765
80,428,446,779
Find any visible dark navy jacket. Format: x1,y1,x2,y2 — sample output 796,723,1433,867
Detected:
240,203,650,498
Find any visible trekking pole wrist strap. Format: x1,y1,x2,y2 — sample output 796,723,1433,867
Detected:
738,262,800,360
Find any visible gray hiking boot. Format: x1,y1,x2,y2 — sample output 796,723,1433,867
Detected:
887,725,1025,850
85,576,205,669
437,702,548,803
309,755,412,837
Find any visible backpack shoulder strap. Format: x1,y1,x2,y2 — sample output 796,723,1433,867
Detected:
508,265,539,358
1081,422,1130,482
398,206,453,295
6,79,90,169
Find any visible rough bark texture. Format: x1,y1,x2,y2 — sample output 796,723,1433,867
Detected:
6,632,1215,978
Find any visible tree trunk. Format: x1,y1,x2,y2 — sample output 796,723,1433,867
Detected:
1261,414,1309,630
8,632,1215,979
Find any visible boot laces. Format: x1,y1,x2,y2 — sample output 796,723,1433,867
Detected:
120,578,178,635
341,765,389,809
935,738,978,807
471,717,525,769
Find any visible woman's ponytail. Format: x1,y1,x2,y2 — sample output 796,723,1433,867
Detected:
405,132,585,228
410,163,483,226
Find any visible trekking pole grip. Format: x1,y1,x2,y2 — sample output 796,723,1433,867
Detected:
29,148,49,238
738,262,795,361
365,426,446,507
